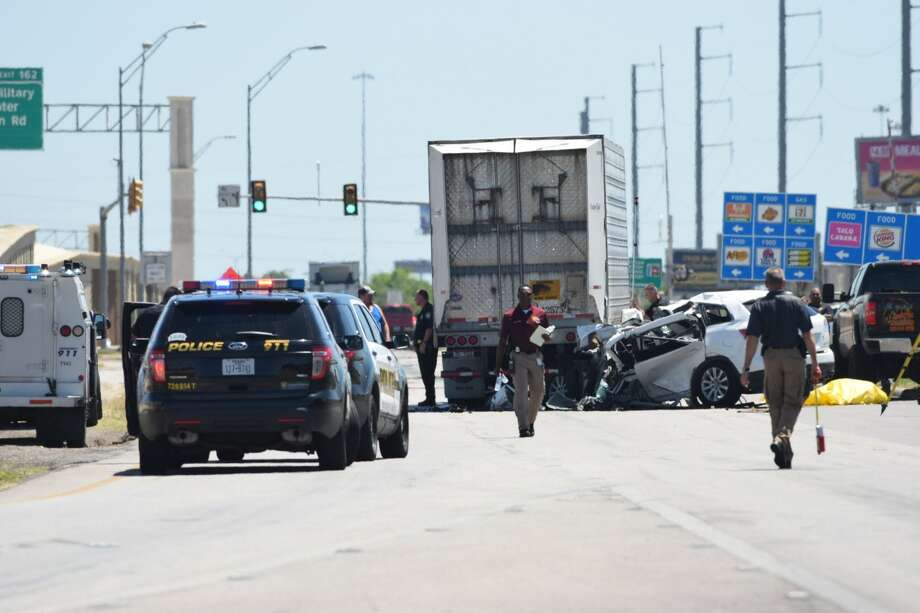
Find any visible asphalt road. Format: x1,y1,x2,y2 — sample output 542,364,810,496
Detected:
1,392,918,612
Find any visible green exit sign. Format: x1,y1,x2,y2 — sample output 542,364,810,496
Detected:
0,67,43,150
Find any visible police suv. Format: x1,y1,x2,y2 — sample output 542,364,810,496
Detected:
126,278,360,474
0,262,104,447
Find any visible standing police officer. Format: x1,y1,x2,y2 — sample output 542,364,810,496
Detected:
740,268,822,469
413,289,437,407
496,285,551,438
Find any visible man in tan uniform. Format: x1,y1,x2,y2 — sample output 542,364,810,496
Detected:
741,268,822,469
496,286,551,438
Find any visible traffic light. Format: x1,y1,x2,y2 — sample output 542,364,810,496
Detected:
250,180,267,214
128,179,143,214
343,183,359,216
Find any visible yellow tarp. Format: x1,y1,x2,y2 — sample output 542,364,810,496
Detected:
804,378,889,406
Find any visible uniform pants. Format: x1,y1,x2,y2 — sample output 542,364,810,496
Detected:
417,346,437,403
763,348,805,440
512,351,544,429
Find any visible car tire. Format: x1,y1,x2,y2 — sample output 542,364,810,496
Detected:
139,434,173,475
65,407,87,448
848,346,876,383
316,424,348,471
380,387,410,459
692,359,742,408
86,370,101,428
216,450,245,463
356,396,378,462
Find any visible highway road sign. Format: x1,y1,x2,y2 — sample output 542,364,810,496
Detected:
864,210,906,263
823,208,866,264
905,214,920,260
0,67,42,150
721,236,753,281
754,193,785,237
723,192,754,237
784,238,815,281
218,184,241,208
785,194,816,237
630,257,662,288
753,236,783,280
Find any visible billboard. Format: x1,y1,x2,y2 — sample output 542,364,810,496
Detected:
673,249,719,291
856,136,920,204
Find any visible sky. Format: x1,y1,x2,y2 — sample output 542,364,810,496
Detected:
0,0,909,280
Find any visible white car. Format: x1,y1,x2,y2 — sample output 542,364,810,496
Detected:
664,290,836,406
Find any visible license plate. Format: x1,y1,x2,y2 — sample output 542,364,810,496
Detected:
222,358,255,376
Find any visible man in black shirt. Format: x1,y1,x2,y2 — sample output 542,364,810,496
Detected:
132,286,181,339
413,289,437,407
741,268,821,469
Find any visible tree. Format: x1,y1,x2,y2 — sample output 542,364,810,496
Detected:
368,268,432,304
261,269,291,279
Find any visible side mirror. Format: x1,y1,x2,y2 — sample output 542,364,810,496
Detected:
343,334,364,351
821,283,835,305
93,313,108,339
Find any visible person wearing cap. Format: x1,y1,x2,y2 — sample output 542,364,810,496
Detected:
741,267,822,469
358,285,391,342
496,285,551,438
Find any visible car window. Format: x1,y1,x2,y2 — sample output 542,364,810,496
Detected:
322,302,361,339
701,303,733,325
849,267,865,297
860,264,920,293
353,303,381,344
162,300,319,342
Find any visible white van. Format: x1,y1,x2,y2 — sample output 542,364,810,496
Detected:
0,262,104,447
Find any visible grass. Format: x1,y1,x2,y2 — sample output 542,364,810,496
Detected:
97,389,128,433
0,465,47,491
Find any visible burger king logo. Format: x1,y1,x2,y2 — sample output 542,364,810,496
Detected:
873,227,896,248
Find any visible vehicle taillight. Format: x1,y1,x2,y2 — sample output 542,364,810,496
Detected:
445,336,456,346
149,350,167,384
468,335,479,346
866,301,877,326
311,346,334,380
457,335,467,346
59,325,72,337
565,332,576,343
72,325,84,337
344,349,357,363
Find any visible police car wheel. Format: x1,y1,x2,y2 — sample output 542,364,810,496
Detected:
216,450,244,463
139,434,174,475
380,389,409,459
356,396,378,462
316,424,348,470
692,359,742,408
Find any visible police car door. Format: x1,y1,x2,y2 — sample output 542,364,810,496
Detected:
0,278,53,396
352,302,398,418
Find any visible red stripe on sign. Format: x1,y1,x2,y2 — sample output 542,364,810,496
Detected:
173,419,201,426
30,399,53,405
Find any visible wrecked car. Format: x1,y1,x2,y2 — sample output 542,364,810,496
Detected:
579,311,707,409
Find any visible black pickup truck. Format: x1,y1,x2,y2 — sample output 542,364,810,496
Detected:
825,260,920,382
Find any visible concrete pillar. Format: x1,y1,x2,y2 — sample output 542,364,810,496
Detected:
169,96,195,284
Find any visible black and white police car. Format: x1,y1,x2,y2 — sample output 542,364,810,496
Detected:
129,278,362,474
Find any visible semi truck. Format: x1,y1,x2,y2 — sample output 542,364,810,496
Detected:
428,135,630,406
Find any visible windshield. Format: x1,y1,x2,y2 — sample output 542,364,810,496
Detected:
163,300,319,341
862,265,920,293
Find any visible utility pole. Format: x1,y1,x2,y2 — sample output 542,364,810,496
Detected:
874,104,891,136
658,46,674,297
694,24,733,250
353,71,374,282
778,0,823,192
631,63,658,265
316,160,321,201
903,0,914,136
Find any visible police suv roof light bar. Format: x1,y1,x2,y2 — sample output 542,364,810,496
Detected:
181,278,306,293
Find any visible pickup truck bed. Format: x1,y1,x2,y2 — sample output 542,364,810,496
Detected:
832,260,920,382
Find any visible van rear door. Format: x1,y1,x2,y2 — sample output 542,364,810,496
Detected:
0,279,53,396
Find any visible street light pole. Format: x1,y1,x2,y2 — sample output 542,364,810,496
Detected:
245,45,327,278
138,44,149,299
115,22,206,307
353,71,374,282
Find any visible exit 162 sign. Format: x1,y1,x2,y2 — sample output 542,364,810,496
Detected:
0,67,42,150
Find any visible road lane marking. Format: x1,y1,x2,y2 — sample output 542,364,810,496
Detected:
1,474,124,505
617,486,892,613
